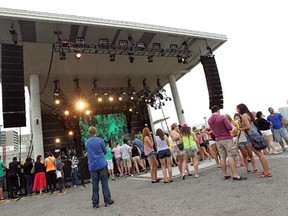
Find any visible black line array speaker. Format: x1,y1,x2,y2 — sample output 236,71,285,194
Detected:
1,43,26,128
200,55,224,109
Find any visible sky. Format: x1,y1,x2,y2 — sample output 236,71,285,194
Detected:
1,0,288,133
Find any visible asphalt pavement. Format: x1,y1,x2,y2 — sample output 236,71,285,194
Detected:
1,149,288,216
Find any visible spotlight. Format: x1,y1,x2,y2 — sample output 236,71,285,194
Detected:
118,96,123,101
85,110,91,115
109,96,114,102
76,100,86,110
130,96,134,100
98,97,103,102
110,53,116,62
129,108,133,112
55,99,60,105
55,138,61,143
75,53,82,59
64,110,69,116
68,131,73,136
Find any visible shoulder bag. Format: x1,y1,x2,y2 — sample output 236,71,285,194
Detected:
245,131,268,150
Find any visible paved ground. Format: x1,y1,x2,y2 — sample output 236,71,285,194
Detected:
1,150,288,216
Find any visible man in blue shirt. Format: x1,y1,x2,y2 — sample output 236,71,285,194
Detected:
133,135,146,170
267,107,288,152
85,126,114,208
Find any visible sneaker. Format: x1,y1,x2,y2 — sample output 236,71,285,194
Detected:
182,174,186,180
105,199,115,207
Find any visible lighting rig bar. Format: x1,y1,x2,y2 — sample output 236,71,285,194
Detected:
53,41,192,58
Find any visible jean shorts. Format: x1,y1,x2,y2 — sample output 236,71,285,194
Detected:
146,151,155,159
238,141,248,147
184,146,199,158
115,157,122,163
158,149,171,159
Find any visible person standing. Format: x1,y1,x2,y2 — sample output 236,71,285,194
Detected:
23,157,33,196
105,143,115,180
44,153,57,192
0,156,7,200
55,154,65,195
70,152,79,187
121,139,132,176
208,105,246,180
237,104,271,178
133,135,146,170
267,107,288,152
85,126,114,208
7,157,21,198
32,155,47,195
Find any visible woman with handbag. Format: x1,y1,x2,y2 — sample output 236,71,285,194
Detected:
236,103,271,178
56,154,65,195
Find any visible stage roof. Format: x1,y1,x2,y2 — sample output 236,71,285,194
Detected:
0,7,227,114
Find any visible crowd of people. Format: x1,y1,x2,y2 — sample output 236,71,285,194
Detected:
1,103,287,207
0,152,80,200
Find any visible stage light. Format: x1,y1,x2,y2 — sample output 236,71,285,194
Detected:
59,50,66,60
109,96,114,102
130,96,134,100
129,108,133,112
76,37,85,44
68,131,73,136
110,53,116,62
55,138,61,143
98,97,103,102
119,40,128,46
147,54,153,63
118,96,123,101
55,99,60,105
64,110,69,116
76,100,86,110
85,110,91,115
104,92,109,96
75,53,82,59
170,44,178,50
129,52,135,63
99,38,109,45
153,43,161,50
136,42,145,49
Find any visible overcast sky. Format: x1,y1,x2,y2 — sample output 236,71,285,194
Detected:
1,0,288,132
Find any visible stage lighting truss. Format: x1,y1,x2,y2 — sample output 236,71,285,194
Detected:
53,39,192,62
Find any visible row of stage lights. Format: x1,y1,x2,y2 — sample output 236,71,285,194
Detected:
54,33,191,64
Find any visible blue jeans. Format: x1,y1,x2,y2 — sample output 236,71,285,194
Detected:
71,168,79,186
24,174,33,195
90,166,112,206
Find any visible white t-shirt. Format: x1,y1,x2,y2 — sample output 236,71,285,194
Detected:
121,144,131,160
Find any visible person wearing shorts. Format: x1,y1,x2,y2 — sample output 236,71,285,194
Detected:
112,143,124,176
155,128,173,183
179,124,199,179
208,105,246,180
121,139,132,176
105,143,115,180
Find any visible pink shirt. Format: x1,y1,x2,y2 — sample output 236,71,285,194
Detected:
143,138,154,156
112,146,122,159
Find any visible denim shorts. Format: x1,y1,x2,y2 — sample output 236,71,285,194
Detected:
146,151,155,159
184,146,199,158
158,149,171,159
115,157,122,163
238,141,248,147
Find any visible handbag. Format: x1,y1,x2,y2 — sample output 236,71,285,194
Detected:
177,143,184,151
56,170,62,179
245,132,268,150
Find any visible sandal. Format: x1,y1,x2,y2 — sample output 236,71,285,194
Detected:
253,169,258,173
247,170,251,173
259,171,272,178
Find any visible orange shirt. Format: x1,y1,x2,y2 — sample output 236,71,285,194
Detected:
45,156,56,171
